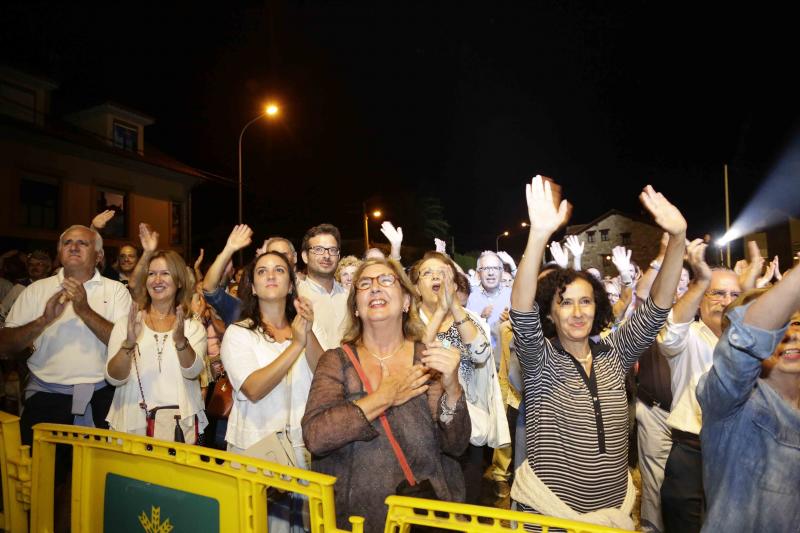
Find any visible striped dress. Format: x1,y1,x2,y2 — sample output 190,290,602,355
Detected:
510,297,669,514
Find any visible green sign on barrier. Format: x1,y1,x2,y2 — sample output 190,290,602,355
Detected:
103,473,220,532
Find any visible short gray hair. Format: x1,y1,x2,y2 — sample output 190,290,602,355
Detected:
477,250,501,268
264,236,296,256
57,225,103,253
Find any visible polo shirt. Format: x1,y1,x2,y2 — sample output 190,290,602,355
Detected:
5,269,131,385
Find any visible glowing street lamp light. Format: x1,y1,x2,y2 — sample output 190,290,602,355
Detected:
496,231,509,252
521,222,529,228
363,203,383,252
238,102,281,225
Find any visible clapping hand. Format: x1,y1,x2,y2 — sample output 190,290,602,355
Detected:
126,302,143,346
172,305,187,345
639,186,687,236
41,290,68,326
685,239,712,283
739,241,765,291
422,340,461,395
549,241,569,269
291,296,314,347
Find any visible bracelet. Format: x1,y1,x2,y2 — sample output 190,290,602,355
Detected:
175,340,189,351
453,317,470,328
121,342,136,352
440,392,456,423
649,260,662,271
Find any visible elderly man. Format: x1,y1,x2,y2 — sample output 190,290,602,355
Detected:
466,251,511,351
0,225,131,444
656,240,742,533
297,223,348,350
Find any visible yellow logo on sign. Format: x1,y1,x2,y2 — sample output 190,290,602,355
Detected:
139,505,174,533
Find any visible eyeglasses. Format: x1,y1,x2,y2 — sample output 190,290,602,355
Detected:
705,289,742,302
420,269,446,279
308,246,340,257
478,266,503,273
355,273,398,291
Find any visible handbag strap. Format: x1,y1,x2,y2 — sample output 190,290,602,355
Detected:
341,344,416,486
131,345,148,412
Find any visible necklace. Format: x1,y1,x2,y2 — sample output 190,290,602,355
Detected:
361,341,406,370
574,351,592,365
153,333,169,372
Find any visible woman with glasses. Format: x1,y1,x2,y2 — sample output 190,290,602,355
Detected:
302,257,470,531
409,251,507,504
509,177,686,529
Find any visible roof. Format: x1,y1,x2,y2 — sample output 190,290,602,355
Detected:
566,209,658,235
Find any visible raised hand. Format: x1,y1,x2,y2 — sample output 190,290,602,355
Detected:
380,221,403,247
685,239,712,282
772,256,782,281
525,175,570,238
41,290,68,326
756,257,777,288
564,235,584,270
91,210,115,230
224,224,253,253
139,223,159,253
549,241,569,269
172,305,186,345
434,238,447,254
421,340,462,394
611,246,634,284
255,239,268,257
739,241,765,291
126,302,143,345
496,251,517,271
639,186,687,236
193,249,205,272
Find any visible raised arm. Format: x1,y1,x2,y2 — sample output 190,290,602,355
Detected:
564,235,584,271
638,186,687,309
744,265,800,330
202,225,252,293
380,221,403,262
128,223,159,292
635,233,667,301
738,241,765,291
511,176,570,312
671,239,712,323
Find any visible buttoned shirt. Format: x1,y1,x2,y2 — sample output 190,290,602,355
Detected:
296,276,349,351
5,269,131,385
466,285,511,349
656,310,718,435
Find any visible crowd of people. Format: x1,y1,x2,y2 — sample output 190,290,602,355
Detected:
0,177,797,532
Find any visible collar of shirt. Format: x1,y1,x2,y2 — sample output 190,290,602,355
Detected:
551,337,612,359
301,276,346,296
478,285,507,299
56,268,103,286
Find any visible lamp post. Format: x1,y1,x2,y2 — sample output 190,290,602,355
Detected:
362,203,383,252
238,103,280,225
495,231,509,252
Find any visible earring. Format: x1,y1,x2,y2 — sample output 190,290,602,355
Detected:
403,306,409,313
355,310,359,317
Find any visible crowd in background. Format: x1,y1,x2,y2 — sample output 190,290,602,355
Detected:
0,177,798,533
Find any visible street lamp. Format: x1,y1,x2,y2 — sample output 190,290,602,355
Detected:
238,102,280,224
496,231,509,252
521,222,529,228
363,203,383,252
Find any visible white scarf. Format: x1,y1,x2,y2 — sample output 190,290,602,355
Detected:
510,459,636,530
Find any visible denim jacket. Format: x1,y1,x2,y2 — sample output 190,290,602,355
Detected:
697,303,800,532
202,286,241,326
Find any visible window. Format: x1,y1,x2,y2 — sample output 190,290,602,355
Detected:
19,177,59,229
113,120,138,152
586,231,596,243
170,202,183,245
600,229,609,242
96,187,127,238
621,232,632,245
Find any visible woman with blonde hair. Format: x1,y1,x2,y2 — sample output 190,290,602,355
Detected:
106,249,208,443
303,257,470,530
334,255,362,291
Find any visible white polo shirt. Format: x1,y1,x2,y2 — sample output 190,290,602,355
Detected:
5,269,131,385
656,310,718,435
296,276,349,351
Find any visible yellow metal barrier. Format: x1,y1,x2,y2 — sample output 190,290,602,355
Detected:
30,423,364,533
0,410,30,533
383,496,633,533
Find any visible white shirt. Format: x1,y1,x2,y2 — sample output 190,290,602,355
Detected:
296,276,349,351
0,283,26,323
656,310,718,435
5,269,131,385
105,317,208,434
221,321,313,450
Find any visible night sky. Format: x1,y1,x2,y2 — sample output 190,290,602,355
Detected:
2,2,797,259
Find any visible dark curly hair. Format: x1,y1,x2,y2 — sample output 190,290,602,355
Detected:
536,268,615,339
236,251,297,336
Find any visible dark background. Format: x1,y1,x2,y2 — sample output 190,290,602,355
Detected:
2,1,797,260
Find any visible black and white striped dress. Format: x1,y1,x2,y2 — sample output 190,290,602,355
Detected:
510,297,669,514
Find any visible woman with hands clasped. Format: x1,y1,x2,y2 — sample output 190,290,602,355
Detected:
410,251,509,503
302,257,470,531
509,176,686,529
105,250,208,443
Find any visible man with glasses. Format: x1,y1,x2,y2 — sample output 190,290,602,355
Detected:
656,239,742,533
297,224,348,350
467,251,511,352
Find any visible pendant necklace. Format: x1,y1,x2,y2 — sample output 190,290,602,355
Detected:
154,333,169,372
362,341,406,370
